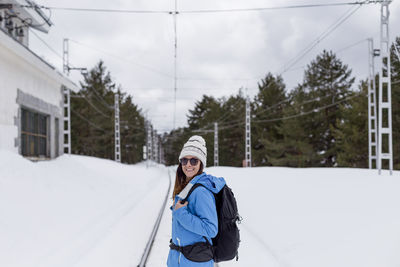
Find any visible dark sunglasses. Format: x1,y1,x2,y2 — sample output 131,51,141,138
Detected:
180,157,199,166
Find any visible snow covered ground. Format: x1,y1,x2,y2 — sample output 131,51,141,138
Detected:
1,150,400,267
0,151,169,267
208,167,400,267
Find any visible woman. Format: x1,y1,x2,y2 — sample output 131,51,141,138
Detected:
167,135,226,267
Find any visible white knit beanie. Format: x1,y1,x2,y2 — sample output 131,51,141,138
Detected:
178,135,207,168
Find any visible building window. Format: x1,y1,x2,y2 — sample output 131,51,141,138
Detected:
55,117,59,157
21,108,49,158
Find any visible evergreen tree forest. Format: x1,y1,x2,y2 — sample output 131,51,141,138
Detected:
71,38,400,169
163,40,400,169
70,61,146,164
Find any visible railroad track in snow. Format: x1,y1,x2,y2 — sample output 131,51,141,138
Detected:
137,169,172,267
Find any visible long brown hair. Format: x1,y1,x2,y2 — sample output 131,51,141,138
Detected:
172,162,204,199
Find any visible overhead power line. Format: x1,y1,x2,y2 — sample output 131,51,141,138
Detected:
29,29,63,60
22,1,383,14
280,4,363,74
69,39,174,79
71,108,109,133
71,94,111,118
215,92,364,131
181,1,382,13
335,38,369,54
251,93,362,124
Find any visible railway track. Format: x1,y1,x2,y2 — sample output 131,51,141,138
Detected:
137,169,172,267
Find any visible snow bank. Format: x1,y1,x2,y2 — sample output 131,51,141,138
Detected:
2,150,400,267
208,166,400,267
0,151,169,267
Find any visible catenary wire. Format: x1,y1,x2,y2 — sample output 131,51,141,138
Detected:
21,1,383,14
280,3,363,74
69,39,174,79
71,108,109,133
217,92,364,130
71,94,111,118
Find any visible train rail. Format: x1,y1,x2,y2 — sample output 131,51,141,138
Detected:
137,169,172,267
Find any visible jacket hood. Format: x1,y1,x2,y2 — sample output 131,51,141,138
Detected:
176,172,226,200
190,172,226,194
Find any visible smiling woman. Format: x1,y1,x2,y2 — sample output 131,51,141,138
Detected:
168,135,227,266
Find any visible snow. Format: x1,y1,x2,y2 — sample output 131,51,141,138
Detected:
207,167,400,267
0,151,169,267
1,150,400,267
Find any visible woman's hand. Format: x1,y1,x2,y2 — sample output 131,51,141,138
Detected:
174,200,188,210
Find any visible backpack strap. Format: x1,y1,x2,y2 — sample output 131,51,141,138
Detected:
181,183,206,204
180,183,214,246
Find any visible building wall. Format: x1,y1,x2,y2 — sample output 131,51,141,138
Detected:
0,38,64,158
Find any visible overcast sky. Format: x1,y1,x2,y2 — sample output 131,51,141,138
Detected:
29,0,400,134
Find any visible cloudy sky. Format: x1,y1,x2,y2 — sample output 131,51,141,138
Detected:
29,0,400,134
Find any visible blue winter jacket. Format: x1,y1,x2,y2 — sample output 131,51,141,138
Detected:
167,172,226,267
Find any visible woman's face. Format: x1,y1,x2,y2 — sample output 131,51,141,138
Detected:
181,156,201,179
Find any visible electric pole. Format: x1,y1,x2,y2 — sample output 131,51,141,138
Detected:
368,38,379,169
214,122,219,166
172,0,178,129
378,0,393,175
147,121,153,166
153,129,158,163
114,94,121,163
62,38,71,155
245,96,251,167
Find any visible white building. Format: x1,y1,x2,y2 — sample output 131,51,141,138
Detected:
0,0,78,160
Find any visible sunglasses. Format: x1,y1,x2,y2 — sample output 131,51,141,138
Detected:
180,157,199,166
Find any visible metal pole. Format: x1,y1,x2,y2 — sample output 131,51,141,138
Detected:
214,122,219,166
63,38,69,76
173,0,178,129
147,122,153,165
368,38,378,169
158,139,163,164
378,0,393,175
62,38,71,155
245,96,251,167
114,94,121,162
153,129,158,163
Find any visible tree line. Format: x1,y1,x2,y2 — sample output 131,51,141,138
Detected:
70,38,400,169
163,38,400,169
70,61,146,164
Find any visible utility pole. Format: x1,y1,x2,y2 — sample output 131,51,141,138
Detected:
172,0,178,129
147,121,153,166
368,38,379,169
153,129,158,163
159,142,163,164
214,122,219,166
245,96,251,167
114,94,121,163
378,0,393,175
62,38,87,156
62,38,71,155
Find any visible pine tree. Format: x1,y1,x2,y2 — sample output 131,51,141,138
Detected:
268,85,316,167
218,91,246,166
272,50,355,167
71,61,115,159
71,61,146,163
252,73,288,166
162,127,192,166
186,95,222,166
333,81,368,168
119,94,146,164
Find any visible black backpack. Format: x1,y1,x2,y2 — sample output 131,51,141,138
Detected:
183,183,241,263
